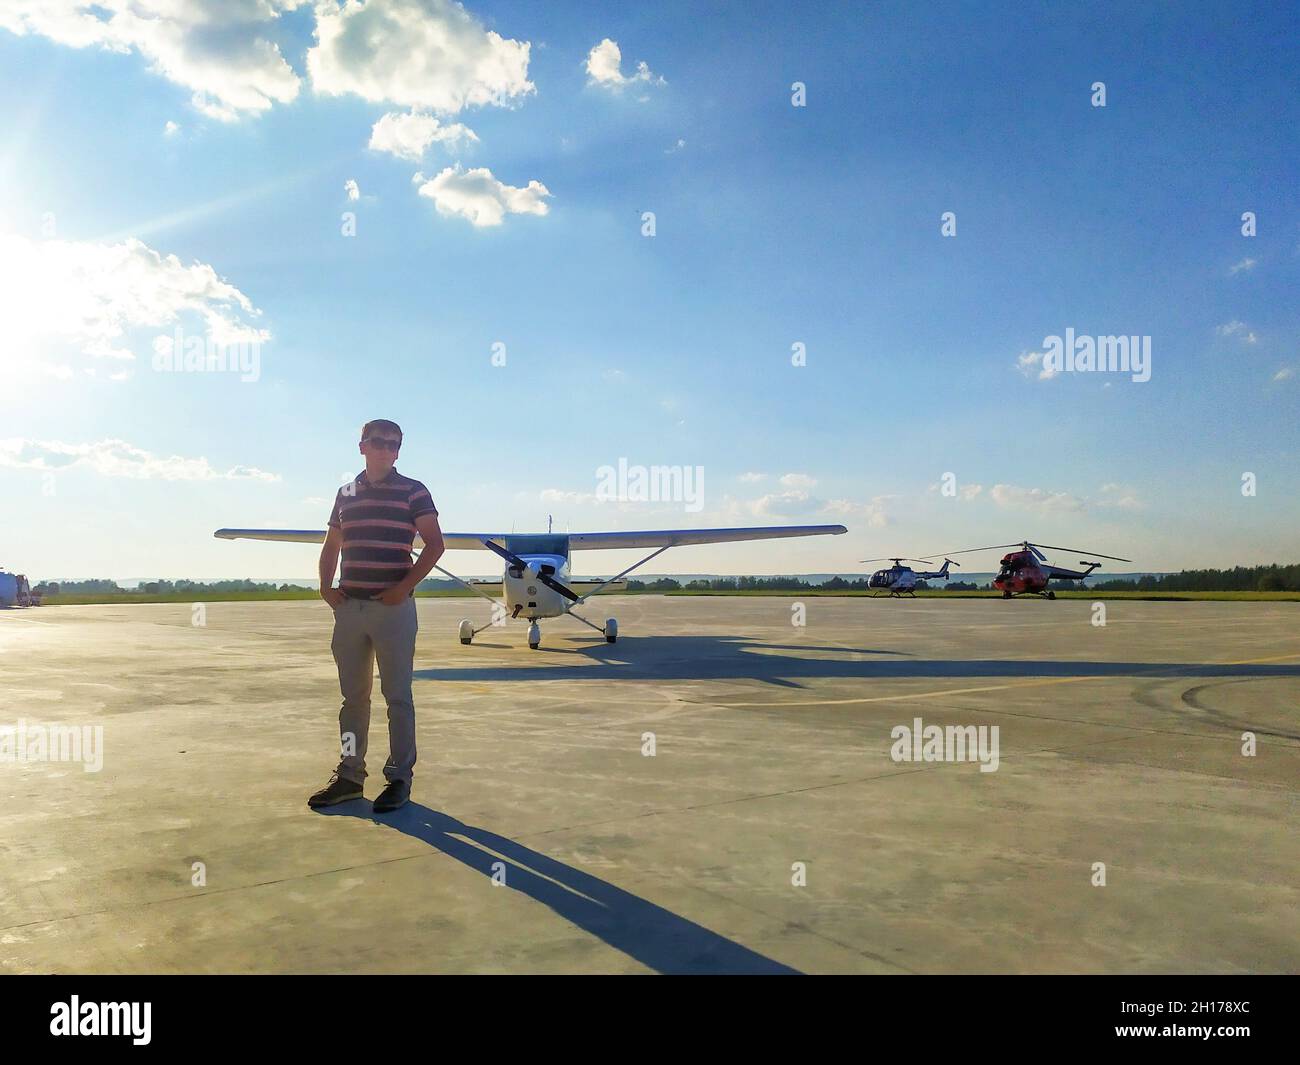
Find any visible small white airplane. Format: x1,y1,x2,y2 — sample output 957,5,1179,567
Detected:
214,523,847,649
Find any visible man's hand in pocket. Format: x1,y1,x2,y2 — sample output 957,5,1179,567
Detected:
377,585,410,606
321,587,345,608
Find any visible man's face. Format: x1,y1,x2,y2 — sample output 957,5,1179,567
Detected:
360,431,401,468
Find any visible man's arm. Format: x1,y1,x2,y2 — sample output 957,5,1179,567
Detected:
319,526,345,607
379,513,446,604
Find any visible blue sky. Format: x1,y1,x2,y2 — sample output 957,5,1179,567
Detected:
1,0,1296,580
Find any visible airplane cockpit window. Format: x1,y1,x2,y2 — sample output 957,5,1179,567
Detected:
506,535,569,557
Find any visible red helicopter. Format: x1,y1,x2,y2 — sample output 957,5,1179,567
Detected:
935,540,1132,599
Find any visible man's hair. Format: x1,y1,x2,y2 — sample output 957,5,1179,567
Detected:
361,419,403,441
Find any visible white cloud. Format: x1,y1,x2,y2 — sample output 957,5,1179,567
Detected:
163,119,180,136
989,483,1086,513
822,495,897,529
738,472,766,483
0,232,268,371
1016,350,1057,380
414,165,550,227
585,38,663,91
1098,483,1144,510
1274,367,1294,382
665,138,685,154
750,489,820,518
308,0,533,114
960,483,983,501
368,109,478,161
0,1,303,121
779,473,815,489
344,178,360,201
1229,257,1257,275
736,487,897,527
0,438,278,481
1216,320,1257,343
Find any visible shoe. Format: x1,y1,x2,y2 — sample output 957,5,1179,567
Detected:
308,772,364,808
372,779,410,813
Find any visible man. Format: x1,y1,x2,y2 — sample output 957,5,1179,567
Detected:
308,420,445,812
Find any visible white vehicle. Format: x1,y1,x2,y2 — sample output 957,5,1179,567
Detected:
215,524,846,649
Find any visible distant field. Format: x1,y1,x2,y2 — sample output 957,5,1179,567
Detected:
23,587,1300,606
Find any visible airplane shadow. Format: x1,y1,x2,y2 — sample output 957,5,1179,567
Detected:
320,803,799,975
415,634,1300,687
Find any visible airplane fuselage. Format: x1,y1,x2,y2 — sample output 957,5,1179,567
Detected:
504,552,572,620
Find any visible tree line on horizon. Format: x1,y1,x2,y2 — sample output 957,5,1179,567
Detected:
626,564,1300,593
32,563,1300,596
1089,564,1300,593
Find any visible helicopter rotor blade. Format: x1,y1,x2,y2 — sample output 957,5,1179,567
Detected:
1031,543,1132,563
921,544,1022,558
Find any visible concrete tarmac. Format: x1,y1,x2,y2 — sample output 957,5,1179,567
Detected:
1,595,1297,973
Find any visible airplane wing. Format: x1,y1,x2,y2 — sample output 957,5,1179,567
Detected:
214,524,846,551
566,524,847,549
213,529,500,551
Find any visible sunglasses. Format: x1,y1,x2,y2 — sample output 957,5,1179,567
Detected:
363,436,401,451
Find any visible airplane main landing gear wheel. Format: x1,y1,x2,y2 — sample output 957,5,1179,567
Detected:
458,619,473,645
1046,590,1056,600
605,618,618,643
1002,590,1012,599
528,621,541,649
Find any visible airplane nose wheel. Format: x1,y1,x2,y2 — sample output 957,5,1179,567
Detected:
458,619,474,644
528,621,541,649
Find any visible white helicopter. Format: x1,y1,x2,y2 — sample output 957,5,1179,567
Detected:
860,557,959,597
215,522,846,649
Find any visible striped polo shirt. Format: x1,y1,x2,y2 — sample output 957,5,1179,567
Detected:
328,468,438,598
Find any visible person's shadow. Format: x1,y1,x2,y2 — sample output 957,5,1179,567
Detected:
321,802,800,975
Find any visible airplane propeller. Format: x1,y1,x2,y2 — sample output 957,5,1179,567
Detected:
481,538,581,602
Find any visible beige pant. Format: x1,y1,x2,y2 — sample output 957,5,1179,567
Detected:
330,596,418,785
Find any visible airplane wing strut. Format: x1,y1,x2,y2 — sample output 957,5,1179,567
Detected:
577,544,673,603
